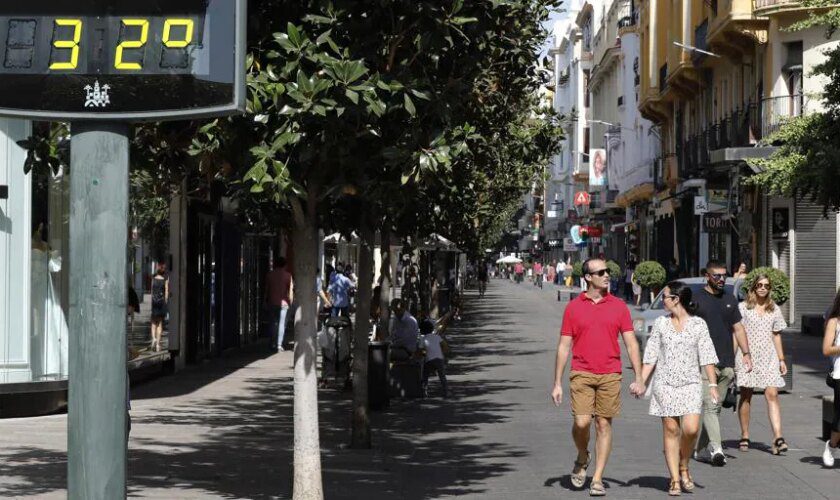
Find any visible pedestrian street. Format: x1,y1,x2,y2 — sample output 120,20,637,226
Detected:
1,278,837,499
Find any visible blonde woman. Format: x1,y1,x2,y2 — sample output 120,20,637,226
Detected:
735,274,788,455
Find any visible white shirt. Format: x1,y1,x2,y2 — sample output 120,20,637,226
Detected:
832,321,840,379
423,333,445,361
389,312,419,353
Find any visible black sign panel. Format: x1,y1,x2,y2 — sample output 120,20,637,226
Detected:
771,207,790,240
703,213,730,234
0,0,245,120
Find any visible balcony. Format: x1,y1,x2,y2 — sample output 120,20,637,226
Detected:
659,64,668,93
759,94,813,139
753,0,817,15
708,0,768,56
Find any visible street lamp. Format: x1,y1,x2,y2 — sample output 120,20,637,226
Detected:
673,41,721,58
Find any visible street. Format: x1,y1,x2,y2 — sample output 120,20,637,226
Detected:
1,279,838,499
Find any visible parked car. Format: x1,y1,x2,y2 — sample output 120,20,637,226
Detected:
631,277,737,353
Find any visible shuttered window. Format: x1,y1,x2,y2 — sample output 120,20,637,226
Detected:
793,200,837,322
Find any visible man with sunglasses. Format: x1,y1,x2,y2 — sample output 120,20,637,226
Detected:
551,259,644,496
692,260,752,467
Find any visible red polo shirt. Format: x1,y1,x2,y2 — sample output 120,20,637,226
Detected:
561,293,634,374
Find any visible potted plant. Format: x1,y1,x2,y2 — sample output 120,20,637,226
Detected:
634,261,667,303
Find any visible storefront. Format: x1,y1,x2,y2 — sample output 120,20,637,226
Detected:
0,120,71,415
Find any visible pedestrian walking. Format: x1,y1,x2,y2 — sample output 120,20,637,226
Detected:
477,261,489,298
420,318,448,398
624,260,636,303
514,261,524,284
631,268,642,307
822,288,840,466
149,263,169,352
638,281,719,496
693,260,752,466
534,261,544,289
328,264,353,317
551,258,644,497
735,274,789,455
547,261,557,286
563,259,573,287
265,256,293,351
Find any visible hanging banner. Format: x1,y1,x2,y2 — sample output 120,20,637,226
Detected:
589,148,607,186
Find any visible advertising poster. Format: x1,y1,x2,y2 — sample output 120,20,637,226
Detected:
589,148,606,186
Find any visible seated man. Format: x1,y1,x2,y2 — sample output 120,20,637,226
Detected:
389,298,419,360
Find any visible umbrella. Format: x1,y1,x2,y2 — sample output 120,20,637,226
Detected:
496,255,523,264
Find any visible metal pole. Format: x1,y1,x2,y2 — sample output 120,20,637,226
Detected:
67,121,130,500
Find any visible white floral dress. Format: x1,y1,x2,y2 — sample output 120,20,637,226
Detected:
643,316,719,417
735,303,788,389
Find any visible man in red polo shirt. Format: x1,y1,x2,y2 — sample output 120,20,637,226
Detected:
551,258,644,496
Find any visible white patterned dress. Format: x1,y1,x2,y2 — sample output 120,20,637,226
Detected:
643,316,719,417
735,303,788,389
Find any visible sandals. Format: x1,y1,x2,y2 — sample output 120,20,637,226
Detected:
668,480,682,496
589,480,606,497
679,467,695,492
739,438,751,452
772,437,789,455
571,451,591,489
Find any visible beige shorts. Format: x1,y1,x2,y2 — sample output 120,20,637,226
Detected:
569,371,622,418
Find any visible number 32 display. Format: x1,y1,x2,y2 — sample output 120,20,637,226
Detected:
0,0,245,120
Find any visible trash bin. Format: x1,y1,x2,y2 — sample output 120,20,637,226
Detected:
368,342,390,411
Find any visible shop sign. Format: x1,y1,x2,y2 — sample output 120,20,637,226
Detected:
574,191,591,206
563,238,579,252
702,213,729,233
547,239,562,248
694,196,709,215
585,226,603,237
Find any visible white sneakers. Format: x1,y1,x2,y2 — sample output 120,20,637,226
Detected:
709,443,727,467
823,440,836,467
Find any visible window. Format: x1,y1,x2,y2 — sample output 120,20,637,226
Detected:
584,69,591,108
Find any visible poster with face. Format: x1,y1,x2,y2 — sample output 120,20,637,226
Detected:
589,148,606,187
771,207,790,240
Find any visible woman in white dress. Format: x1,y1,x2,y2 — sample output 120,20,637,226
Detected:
821,289,840,467
639,281,719,496
735,274,789,455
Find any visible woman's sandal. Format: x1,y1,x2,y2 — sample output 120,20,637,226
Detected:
679,467,695,493
668,480,682,496
589,480,606,497
772,437,789,455
739,438,750,452
570,451,591,489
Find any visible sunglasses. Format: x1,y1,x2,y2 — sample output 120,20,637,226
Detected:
707,273,727,280
588,268,610,277
755,283,771,290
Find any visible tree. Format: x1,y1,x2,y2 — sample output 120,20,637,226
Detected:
748,1,840,211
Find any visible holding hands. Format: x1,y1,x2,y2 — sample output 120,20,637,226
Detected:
629,379,646,398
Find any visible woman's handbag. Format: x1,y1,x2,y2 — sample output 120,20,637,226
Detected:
721,382,738,410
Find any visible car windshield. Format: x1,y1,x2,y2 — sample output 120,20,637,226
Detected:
649,283,735,310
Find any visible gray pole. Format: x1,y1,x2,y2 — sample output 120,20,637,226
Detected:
67,122,130,499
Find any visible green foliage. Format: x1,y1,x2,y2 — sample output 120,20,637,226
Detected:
606,260,622,280
741,267,791,305
634,261,667,289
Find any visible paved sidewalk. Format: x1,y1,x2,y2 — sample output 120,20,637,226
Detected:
0,279,838,498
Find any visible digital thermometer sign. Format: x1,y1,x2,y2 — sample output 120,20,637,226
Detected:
0,0,245,121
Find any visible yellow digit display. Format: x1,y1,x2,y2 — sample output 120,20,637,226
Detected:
49,19,82,70
115,19,149,70
163,19,195,48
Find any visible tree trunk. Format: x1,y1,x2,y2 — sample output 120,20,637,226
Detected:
350,215,374,448
291,204,324,500
377,223,392,338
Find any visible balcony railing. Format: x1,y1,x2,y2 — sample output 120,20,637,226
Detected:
754,0,801,10
659,63,668,91
759,94,811,139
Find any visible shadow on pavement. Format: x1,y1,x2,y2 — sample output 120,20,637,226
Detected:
0,285,535,499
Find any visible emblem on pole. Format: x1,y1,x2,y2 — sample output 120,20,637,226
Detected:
84,81,111,108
